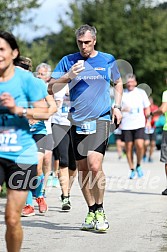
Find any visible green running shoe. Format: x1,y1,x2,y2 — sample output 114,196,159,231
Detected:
81,212,95,231
95,208,109,232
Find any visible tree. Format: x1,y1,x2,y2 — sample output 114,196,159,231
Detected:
17,38,54,72
0,0,41,31
50,0,167,104
0,0,48,71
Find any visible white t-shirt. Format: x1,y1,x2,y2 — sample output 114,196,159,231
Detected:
51,85,70,126
44,82,52,134
120,87,150,130
44,117,52,134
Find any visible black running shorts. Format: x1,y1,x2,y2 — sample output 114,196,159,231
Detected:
0,158,37,190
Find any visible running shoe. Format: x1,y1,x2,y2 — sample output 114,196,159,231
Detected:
36,197,48,213
52,176,60,188
81,212,95,231
62,197,71,211
148,157,153,163
95,208,109,232
21,205,35,217
129,170,136,179
47,175,53,187
60,194,70,202
143,155,147,162
162,188,167,195
136,166,144,178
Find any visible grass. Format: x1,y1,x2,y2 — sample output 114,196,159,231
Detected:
0,183,7,198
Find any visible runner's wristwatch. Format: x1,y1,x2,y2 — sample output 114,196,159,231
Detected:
22,108,27,117
113,105,122,111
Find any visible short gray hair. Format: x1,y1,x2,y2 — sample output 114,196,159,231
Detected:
126,73,136,81
75,24,97,38
36,63,52,77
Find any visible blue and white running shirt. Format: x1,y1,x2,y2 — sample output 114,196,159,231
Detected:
52,51,120,123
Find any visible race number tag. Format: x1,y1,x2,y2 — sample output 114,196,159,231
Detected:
0,128,22,152
62,104,69,113
145,127,155,134
29,125,36,132
130,108,140,114
76,120,96,134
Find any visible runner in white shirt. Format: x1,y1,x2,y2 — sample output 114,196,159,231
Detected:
35,63,56,193
120,74,150,179
51,85,77,211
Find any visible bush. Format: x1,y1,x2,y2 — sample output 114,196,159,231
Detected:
0,183,7,198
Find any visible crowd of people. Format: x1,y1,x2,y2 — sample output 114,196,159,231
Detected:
0,24,166,252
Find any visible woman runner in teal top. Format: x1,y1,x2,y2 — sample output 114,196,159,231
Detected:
0,31,57,252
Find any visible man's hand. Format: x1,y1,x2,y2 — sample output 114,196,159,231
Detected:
112,107,122,125
68,62,85,80
48,61,85,95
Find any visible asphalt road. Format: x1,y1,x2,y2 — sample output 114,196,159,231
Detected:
1,149,167,252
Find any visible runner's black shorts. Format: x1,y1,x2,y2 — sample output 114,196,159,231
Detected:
0,158,37,190
70,120,110,160
45,133,54,151
144,131,156,141
33,134,46,153
122,128,145,142
52,124,76,170
115,133,124,141
160,131,167,163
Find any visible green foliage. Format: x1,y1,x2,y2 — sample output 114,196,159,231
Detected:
52,0,167,104
0,183,6,198
0,0,41,31
0,0,54,71
1,0,166,104
18,38,54,71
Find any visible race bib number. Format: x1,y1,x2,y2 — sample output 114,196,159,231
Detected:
76,120,96,134
30,126,36,132
145,127,154,134
130,108,140,114
0,128,22,152
62,105,69,113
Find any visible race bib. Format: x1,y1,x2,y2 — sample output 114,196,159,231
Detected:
30,126,36,132
145,127,154,134
130,108,140,114
62,105,69,113
0,128,22,152
76,120,96,134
